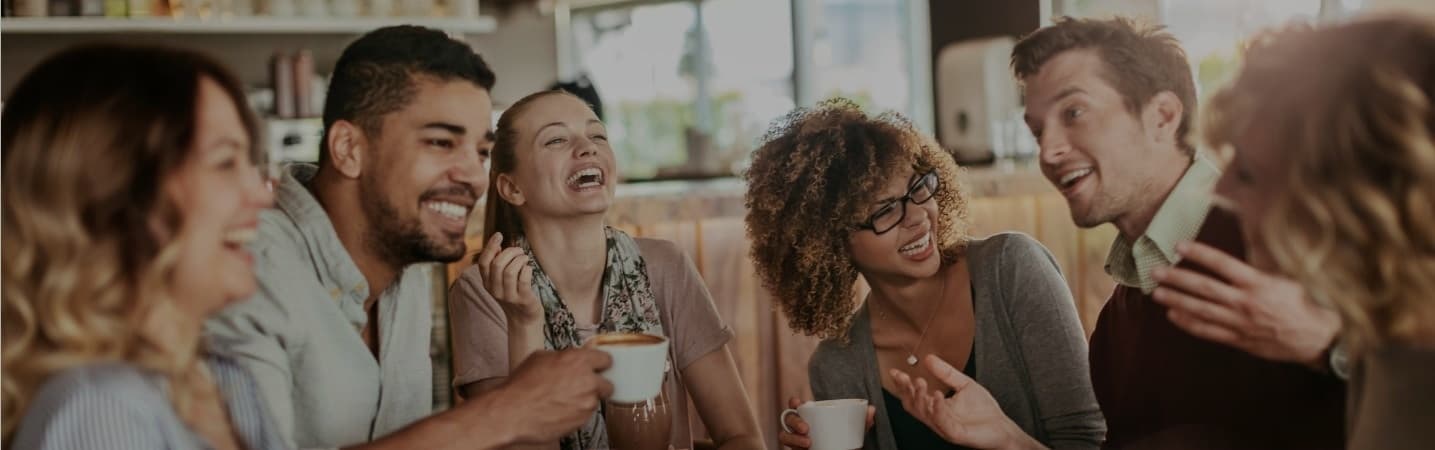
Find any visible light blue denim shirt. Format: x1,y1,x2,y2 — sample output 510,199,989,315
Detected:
206,164,435,449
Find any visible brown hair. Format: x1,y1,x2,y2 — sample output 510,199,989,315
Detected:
1203,17,1435,351
744,99,971,340
1012,16,1197,155
2,44,259,443
482,90,589,244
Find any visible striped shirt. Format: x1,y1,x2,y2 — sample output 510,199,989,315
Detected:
9,354,287,450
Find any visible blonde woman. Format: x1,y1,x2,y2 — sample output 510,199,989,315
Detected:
2,45,280,449
1195,17,1435,449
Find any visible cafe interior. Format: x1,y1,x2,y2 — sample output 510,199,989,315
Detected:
3,0,1433,448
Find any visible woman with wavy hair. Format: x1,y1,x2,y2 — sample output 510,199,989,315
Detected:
746,100,1103,450
2,45,280,449
1199,16,1435,448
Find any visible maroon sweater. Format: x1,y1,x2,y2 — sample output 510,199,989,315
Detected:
1089,208,1346,449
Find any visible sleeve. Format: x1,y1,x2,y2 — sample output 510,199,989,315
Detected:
447,265,513,387
204,244,305,449
8,374,165,449
646,239,735,370
996,233,1107,450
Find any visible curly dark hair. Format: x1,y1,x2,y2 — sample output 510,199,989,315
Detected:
744,99,970,340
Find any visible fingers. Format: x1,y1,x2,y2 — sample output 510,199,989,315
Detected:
782,411,809,435
570,348,613,371
1151,266,1246,308
865,405,876,429
787,397,803,409
1152,285,1249,331
500,251,530,301
1174,241,1261,286
922,354,973,392
476,232,502,268
1167,309,1244,347
778,431,812,449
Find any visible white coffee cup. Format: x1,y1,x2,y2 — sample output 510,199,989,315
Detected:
591,333,670,404
781,399,868,450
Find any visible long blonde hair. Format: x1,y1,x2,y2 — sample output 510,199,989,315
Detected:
1,45,260,443
1202,17,1435,352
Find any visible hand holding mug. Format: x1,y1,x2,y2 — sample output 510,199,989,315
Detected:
476,232,543,325
491,349,614,446
778,397,874,450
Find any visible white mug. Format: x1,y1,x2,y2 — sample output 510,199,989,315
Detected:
781,399,868,450
786,398,860,449
591,333,669,404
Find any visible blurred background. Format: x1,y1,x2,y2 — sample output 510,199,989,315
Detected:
4,0,1432,447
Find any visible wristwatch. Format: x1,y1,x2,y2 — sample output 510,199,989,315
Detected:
1325,339,1351,381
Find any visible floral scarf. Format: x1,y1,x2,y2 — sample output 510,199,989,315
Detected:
517,226,665,450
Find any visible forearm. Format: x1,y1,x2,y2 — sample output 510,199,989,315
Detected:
998,429,1047,450
506,319,545,369
346,394,518,450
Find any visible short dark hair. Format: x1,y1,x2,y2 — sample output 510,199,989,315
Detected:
320,25,497,164
1012,16,1196,155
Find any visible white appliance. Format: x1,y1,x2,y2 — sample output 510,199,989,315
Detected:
935,36,1025,163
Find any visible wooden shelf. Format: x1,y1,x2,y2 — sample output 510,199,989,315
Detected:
0,16,496,34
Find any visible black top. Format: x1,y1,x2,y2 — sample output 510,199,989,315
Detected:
881,348,976,450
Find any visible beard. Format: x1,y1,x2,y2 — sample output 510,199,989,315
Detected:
359,175,467,266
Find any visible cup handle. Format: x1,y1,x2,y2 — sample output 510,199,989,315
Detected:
780,408,800,434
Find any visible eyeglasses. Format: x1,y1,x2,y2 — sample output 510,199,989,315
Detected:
854,171,940,235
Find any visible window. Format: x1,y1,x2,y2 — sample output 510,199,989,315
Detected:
565,0,921,181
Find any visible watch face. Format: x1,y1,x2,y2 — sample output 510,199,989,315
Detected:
1330,342,1352,380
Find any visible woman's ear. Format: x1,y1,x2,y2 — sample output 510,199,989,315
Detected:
496,173,525,206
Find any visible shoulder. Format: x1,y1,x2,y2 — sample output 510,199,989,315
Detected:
634,237,686,264
965,232,1053,266
26,363,167,421
13,363,173,448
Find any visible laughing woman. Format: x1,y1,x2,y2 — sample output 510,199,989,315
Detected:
447,90,764,450
2,45,281,449
746,100,1104,450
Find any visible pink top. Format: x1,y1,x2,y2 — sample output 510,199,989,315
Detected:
448,237,734,449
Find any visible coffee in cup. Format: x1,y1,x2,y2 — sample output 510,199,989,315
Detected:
590,332,669,403
781,399,868,450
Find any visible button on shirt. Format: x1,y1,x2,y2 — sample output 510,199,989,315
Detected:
206,164,435,449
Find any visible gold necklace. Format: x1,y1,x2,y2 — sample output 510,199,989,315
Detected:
879,271,950,366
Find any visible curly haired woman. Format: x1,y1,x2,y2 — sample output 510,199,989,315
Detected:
745,100,1104,450
1198,16,1435,449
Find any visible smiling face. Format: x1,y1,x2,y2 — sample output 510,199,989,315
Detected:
165,77,275,318
1022,49,1190,229
361,76,493,265
498,93,617,221
847,165,943,281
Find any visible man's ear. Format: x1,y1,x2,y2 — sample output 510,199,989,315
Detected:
326,120,367,179
495,173,525,207
1144,91,1184,146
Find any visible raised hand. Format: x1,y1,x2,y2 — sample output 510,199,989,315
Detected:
1151,241,1340,369
484,349,614,446
476,232,544,325
890,355,1044,450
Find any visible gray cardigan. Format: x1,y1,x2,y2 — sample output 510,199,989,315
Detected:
809,233,1105,450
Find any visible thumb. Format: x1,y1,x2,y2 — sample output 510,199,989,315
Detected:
922,354,974,392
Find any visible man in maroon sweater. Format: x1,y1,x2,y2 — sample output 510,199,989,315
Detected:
1010,17,1347,449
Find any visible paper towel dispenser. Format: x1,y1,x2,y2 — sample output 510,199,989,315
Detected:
935,36,1026,164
